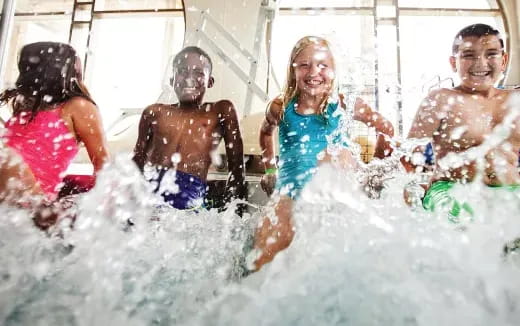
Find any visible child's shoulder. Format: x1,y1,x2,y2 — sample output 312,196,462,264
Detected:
62,96,97,116
142,103,175,116
496,88,520,108
429,87,457,98
209,100,238,117
267,96,284,114
500,88,520,98
213,99,235,110
422,88,460,106
263,96,284,125
66,96,95,107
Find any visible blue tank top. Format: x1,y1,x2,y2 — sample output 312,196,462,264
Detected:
276,97,348,198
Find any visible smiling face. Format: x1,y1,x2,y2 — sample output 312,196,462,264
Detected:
450,35,508,92
172,52,213,105
292,44,335,98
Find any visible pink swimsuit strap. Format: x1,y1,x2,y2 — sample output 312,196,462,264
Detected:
3,105,79,199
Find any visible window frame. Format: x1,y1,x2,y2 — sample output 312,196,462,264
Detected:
9,0,186,77
271,0,508,135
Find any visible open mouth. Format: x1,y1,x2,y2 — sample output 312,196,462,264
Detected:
304,79,324,86
469,71,491,77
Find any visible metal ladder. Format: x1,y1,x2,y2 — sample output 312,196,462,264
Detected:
68,0,96,73
187,0,278,117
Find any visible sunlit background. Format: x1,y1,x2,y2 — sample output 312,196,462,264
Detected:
0,0,513,153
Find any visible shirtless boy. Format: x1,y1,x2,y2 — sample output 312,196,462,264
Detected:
407,24,520,218
133,46,245,209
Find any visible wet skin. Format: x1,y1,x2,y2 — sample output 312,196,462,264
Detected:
260,44,395,195
0,97,109,205
133,52,245,197
408,35,520,185
255,42,395,270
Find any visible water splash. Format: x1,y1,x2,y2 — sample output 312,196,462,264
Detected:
195,165,520,325
0,155,254,326
1,125,520,325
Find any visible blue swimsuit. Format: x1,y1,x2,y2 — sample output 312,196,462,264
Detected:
145,166,207,210
276,97,349,198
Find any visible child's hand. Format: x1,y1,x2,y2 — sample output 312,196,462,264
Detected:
260,174,277,196
354,97,377,123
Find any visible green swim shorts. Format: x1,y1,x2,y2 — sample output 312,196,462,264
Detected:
422,181,520,223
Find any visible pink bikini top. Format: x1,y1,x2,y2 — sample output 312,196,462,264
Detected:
3,106,79,199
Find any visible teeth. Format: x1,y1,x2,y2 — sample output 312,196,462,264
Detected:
471,72,489,76
306,80,322,85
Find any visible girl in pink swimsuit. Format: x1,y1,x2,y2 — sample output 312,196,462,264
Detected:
0,42,109,223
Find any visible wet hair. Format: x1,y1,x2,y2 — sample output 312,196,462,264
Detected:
172,46,213,73
452,24,504,55
280,36,336,118
0,42,94,119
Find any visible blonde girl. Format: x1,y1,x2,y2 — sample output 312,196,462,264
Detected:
254,36,394,270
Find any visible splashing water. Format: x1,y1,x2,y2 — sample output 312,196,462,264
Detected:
2,91,520,324
437,93,520,177
196,165,520,325
0,156,254,326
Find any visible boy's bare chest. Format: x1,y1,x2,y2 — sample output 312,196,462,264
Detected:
437,97,507,148
154,112,221,139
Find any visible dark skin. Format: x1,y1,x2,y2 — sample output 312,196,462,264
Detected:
133,52,245,200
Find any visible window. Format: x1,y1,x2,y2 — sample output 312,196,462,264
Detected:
94,0,182,11
399,14,503,133
280,0,374,7
399,0,499,10
271,0,506,137
86,14,184,125
14,0,72,13
0,0,185,128
3,16,72,90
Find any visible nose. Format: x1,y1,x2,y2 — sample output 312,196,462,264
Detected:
475,54,488,68
309,63,321,75
185,76,196,87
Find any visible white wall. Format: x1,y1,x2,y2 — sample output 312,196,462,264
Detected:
183,0,270,118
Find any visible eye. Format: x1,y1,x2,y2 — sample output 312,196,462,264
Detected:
487,51,501,58
318,63,328,69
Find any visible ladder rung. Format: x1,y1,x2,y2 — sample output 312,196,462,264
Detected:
75,1,94,4
72,21,91,24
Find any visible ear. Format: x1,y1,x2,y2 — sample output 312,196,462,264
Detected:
208,76,215,88
449,56,457,72
501,52,509,72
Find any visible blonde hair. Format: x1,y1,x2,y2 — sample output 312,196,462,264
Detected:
280,36,336,118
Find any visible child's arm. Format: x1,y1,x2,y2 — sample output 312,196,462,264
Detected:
407,90,444,139
351,97,395,137
67,97,109,173
217,100,245,201
259,98,283,196
132,106,154,172
373,133,393,159
403,90,445,172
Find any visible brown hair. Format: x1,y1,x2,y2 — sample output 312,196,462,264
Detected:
452,23,504,55
0,42,94,119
